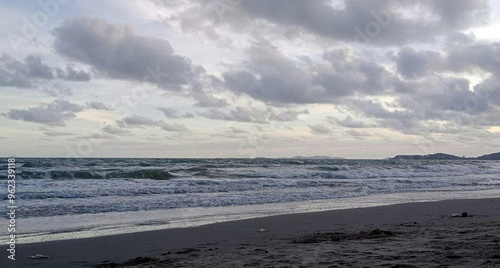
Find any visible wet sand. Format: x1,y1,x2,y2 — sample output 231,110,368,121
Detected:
4,198,500,267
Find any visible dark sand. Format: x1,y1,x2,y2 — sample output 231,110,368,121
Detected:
3,198,500,267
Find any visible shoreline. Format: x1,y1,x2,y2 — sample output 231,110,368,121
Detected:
3,197,500,267
5,189,500,245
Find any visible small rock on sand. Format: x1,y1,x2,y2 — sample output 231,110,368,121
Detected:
391,264,419,268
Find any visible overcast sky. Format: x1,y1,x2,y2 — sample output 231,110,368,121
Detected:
1,0,500,158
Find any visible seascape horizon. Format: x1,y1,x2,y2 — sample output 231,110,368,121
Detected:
2,0,500,266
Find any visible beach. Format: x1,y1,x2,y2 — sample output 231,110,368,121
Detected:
3,0,500,267
4,198,500,267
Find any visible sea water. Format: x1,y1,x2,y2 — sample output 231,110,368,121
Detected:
1,158,499,244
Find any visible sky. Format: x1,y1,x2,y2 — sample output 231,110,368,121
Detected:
1,0,500,159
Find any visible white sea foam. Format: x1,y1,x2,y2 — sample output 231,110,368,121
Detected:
4,189,499,244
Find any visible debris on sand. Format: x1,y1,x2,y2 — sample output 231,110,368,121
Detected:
175,248,200,254
122,256,159,265
253,248,269,253
29,254,50,259
391,264,419,268
95,256,160,267
367,228,395,238
451,212,473,217
292,229,395,244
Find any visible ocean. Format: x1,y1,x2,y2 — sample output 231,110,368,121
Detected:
1,158,500,244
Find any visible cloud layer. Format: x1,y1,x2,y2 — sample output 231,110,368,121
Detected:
0,55,90,88
5,100,84,126
170,0,489,45
1,0,500,158
54,17,200,90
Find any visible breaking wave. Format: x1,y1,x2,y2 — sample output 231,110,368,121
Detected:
20,169,176,180
6,158,500,218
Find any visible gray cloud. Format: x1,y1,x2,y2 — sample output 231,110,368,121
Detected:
114,115,189,132
102,125,131,136
43,131,74,137
158,107,195,118
309,123,332,135
269,109,309,121
230,127,248,134
40,82,73,97
393,43,500,79
345,129,372,138
169,0,489,45
329,39,500,135
53,17,200,90
87,101,113,110
117,115,158,127
396,47,440,79
346,75,500,135
72,133,117,140
346,98,424,134
55,65,91,81
392,77,493,125
24,55,54,80
476,78,500,107
223,43,392,104
428,79,490,115
201,107,268,123
431,0,490,28
330,115,372,128
159,121,189,132
0,55,32,88
447,43,500,74
200,106,307,123
192,93,229,108
0,55,90,88
158,107,180,118
5,99,84,126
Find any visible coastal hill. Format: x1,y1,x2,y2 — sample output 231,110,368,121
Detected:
392,152,500,160
476,152,500,160
291,156,345,160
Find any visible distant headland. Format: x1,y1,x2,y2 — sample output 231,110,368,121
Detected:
391,152,500,160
